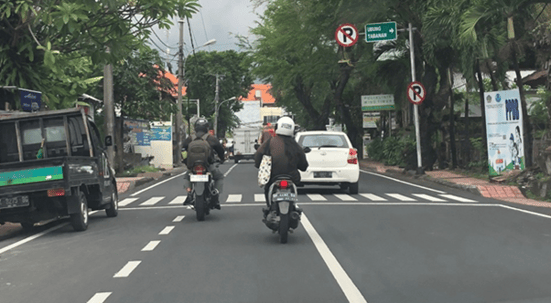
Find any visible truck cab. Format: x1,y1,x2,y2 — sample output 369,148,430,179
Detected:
0,108,118,231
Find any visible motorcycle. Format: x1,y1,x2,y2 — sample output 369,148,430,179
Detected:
189,160,219,221
263,175,302,243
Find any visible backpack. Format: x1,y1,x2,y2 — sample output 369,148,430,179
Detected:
186,133,212,169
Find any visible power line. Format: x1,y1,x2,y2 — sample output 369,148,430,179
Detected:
151,29,178,50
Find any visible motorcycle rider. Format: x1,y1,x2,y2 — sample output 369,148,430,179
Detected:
182,118,225,209
254,116,308,207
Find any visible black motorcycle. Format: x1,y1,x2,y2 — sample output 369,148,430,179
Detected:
263,175,302,243
189,160,219,221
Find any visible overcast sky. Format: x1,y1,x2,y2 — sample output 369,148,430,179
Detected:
149,0,264,66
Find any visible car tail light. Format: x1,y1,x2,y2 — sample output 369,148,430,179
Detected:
348,148,358,164
279,180,289,189
47,188,65,197
193,165,206,175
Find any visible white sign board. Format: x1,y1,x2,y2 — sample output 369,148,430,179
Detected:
361,94,395,111
363,112,380,128
484,89,525,176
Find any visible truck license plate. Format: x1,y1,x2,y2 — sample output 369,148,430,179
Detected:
190,175,209,182
0,196,30,209
314,172,332,178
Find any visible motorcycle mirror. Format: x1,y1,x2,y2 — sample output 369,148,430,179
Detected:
303,147,311,153
254,143,260,150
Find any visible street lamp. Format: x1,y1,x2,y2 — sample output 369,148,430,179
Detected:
214,96,236,137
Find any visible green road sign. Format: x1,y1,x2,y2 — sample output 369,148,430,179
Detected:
365,21,397,43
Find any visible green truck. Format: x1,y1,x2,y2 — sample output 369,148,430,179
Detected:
0,108,118,231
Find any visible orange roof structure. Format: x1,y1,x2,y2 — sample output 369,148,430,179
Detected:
161,70,186,97
241,84,275,104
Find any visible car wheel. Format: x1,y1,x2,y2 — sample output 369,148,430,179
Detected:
70,191,89,231
105,190,118,217
339,183,349,190
348,182,359,195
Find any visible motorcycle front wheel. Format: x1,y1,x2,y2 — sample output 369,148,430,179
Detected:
195,194,206,221
279,213,289,244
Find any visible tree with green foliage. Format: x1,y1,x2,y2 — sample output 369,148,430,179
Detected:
184,50,253,137
0,0,199,110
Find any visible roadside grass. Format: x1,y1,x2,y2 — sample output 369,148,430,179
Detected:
117,165,161,177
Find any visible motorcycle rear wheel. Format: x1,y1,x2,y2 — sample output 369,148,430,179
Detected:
279,213,289,244
195,194,206,221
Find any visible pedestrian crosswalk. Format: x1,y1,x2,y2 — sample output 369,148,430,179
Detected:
118,192,478,208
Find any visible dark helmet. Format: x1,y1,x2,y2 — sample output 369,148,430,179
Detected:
195,118,209,134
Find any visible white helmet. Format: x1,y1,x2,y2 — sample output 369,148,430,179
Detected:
275,117,295,137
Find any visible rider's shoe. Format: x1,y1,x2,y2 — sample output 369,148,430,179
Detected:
212,194,221,210
183,194,192,206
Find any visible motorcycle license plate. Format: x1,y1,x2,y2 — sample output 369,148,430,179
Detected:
314,171,332,178
190,174,209,182
0,195,30,209
273,192,296,202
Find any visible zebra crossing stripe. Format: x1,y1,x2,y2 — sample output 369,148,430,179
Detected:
360,193,387,201
119,198,138,206
334,194,357,201
307,194,327,201
439,194,477,203
254,194,266,202
412,194,446,202
226,194,242,203
168,196,186,205
140,197,164,206
386,193,416,201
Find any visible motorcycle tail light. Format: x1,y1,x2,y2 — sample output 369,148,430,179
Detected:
279,180,288,189
193,165,206,175
347,148,358,164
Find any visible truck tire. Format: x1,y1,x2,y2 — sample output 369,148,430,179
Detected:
70,191,89,231
105,190,118,217
20,222,35,231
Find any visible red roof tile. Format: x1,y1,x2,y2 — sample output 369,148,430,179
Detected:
241,84,275,104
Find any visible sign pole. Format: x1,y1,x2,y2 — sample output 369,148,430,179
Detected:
409,22,423,174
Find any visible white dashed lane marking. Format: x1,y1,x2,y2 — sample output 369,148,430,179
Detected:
307,194,327,201
168,196,186,205
159,226,175,235
334,194,357,201
113,261,141,278
226,194,242,203
141,241,161,252
87,292,112,303
439,194,478,203
254,194,266,202
386,193,417,201
412,194,447,202
173,215,185,222
360,193,387,201
118,198,138,206
140,197,164,206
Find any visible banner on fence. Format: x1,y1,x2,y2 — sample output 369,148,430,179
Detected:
484,89,525,176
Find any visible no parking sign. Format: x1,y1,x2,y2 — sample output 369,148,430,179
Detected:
335,24,358,47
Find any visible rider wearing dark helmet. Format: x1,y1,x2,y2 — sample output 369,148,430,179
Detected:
182,118,225,209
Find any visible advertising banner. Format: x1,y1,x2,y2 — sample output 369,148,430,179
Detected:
124,118,150,146
151,126,172,141
363,112,380,128
20,89,42,112
484,89,524,176
361,94,395,111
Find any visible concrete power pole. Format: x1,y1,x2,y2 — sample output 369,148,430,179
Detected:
103,49,115,170
213,74,220,137
175,19,185,166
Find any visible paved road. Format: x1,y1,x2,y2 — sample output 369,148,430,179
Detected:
2,161,551,302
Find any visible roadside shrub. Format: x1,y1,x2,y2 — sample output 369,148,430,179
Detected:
367,135,416,167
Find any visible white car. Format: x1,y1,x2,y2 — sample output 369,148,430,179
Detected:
295,131,360,194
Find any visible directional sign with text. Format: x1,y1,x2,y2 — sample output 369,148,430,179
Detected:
365,21,397,43
407,81,426,105
335,24,359,47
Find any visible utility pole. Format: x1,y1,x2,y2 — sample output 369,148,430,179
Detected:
104,48,115,170
213,74,221,137
409,22,423,175
175,19,185,165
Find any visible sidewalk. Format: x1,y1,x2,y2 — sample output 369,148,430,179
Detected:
359,159,551,208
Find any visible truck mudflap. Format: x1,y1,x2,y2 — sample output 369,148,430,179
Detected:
0,166,64,188
66,188,81,215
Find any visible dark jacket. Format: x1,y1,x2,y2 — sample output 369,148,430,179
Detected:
182,132,225,164
254,136,308,184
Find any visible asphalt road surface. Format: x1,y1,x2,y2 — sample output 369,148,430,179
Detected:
2,161,551,303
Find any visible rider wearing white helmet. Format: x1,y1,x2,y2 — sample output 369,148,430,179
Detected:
254,116,308,205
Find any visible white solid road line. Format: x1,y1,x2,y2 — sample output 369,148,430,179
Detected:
412,194,447,202
439,194,477,203
159,226,175,235
140,197,164,206
169,196,186,205
0,222,68,254
224,163,239,177
301,215,368,303
113,261,142,278
118,197,138,206
173,215,185,222
226,194,242,203
334,194,358,201
141,240,161,252
87,292,112,303
386,193,417,201
361,169,446,194
131,173,185,196
254,194,266,202
307,194,327,201
360,193,387,201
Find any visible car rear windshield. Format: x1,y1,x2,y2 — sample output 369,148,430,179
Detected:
298,134,349,148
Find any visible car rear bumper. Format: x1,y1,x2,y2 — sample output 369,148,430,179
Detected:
299,166,360,184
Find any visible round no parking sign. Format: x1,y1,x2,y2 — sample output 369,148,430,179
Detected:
407,81,426,105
